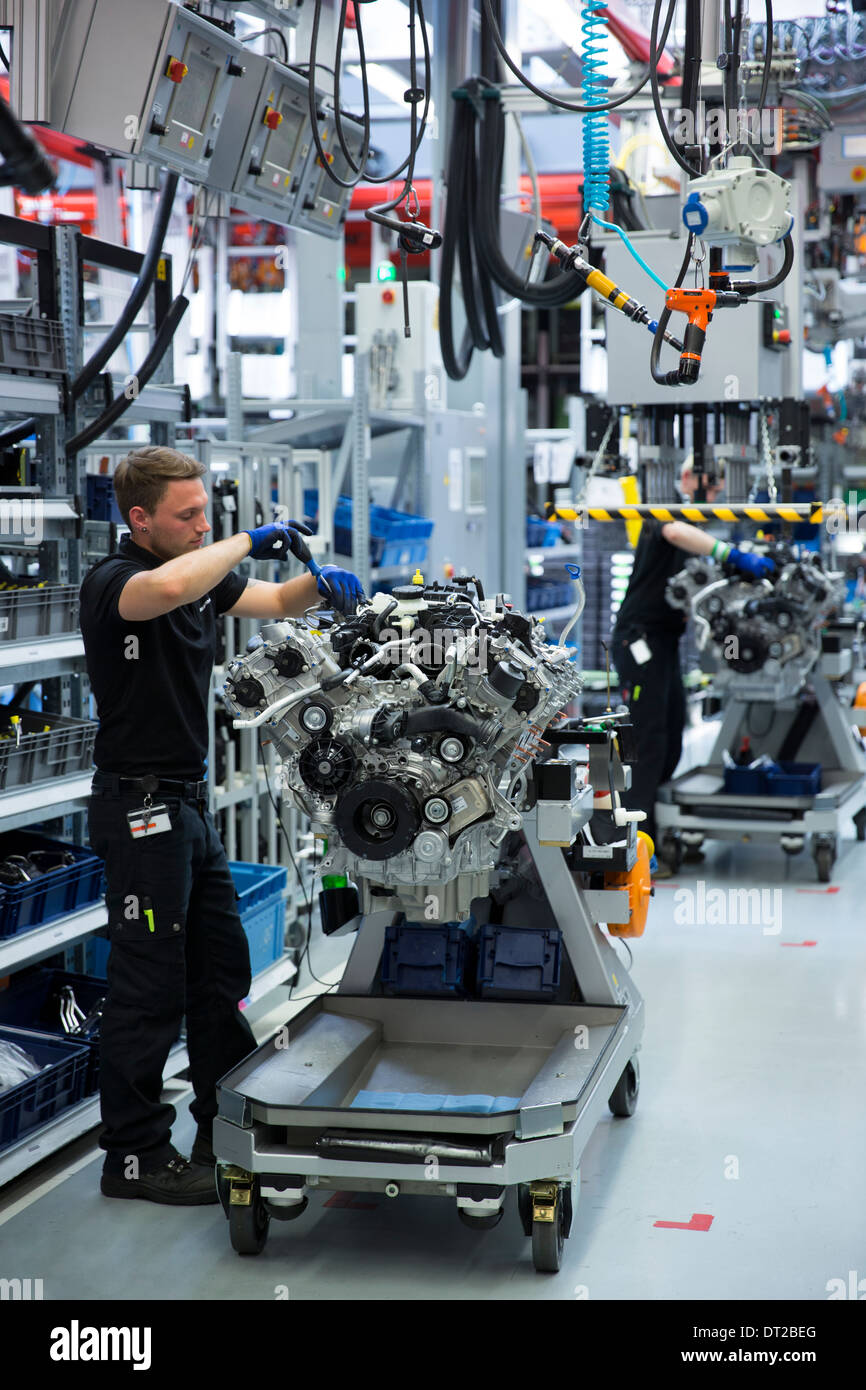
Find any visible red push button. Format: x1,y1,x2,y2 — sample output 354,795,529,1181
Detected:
264,107,283,130
167,58,188,83
776,329,791,344
382,289,395,304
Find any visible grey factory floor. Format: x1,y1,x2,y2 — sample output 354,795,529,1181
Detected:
2,768,865,1301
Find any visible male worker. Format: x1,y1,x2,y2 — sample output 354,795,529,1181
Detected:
79,446,362,1204
611,467,774,873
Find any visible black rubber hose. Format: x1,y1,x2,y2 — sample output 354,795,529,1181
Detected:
476,99,585,307
650,234,695,386
398,708,482,744
74,170,179,399
731,233,794,296
0,94,55,194
0,169,179,451
65,294,188,456
439,100,481,380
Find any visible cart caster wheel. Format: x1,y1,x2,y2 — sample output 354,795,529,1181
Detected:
458,1206,504,1230
608,1056,640,1117
265,1196,308,1222
531,1201,565,1274
660,835,683,872
229,1186,270,1256
815,845,834,883
781,836,805,856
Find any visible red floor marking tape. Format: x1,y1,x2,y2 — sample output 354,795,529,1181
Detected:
324,1192,378,1210
654,1213,714,1232
781,940,817,947
795,886,840,895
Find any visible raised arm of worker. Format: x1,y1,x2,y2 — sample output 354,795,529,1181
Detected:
119,516,363,621
661,521,775,577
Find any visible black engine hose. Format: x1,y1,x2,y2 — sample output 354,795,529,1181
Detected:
374,706,483,746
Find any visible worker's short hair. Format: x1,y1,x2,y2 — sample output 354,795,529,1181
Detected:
112,446,206,527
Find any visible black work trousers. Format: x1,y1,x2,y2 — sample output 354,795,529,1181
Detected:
87,787,256,1175
613,626,686,846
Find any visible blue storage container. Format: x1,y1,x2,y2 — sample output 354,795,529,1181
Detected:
0,970,104,1095
477,924,561,1001
331,495,434,567
0,1025,89,1152
381,924,468,996
765,761,822,796
86,475,123,524
0,832,104,940
722,765,770,795
229,861,287,978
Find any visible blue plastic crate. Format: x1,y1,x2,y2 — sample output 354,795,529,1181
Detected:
86,475,123,524
0,970,104,1095
0,1025,89,1152
0,832,104,940
381,924,468,996
765,761,822,796
722,765,770,795
477,924,561,1001
332,495,433,564
229,861,287,978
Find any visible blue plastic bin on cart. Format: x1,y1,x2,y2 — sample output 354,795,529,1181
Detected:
228,862,288,978
765,762,822,796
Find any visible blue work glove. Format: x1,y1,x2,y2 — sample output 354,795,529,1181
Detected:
245,520,313,563
727,547,776,580
316,564,365,614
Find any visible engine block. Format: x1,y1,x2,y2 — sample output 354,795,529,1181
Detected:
666,542,843,700
222,578,582,920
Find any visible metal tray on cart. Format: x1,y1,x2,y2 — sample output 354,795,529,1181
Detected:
217,994,632,1138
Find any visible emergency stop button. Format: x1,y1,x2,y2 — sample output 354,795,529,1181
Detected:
264,107,283,130
167,57,188,83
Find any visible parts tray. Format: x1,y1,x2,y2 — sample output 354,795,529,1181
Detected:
0,584,79,642
0,710,97,791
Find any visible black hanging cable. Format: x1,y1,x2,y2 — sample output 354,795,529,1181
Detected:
651,0,701,177
65,295,189,456
0,168,179,451
480,0,657,114
651,233,695,384
240,27,289,63
758,0,774,112
730,232,794,295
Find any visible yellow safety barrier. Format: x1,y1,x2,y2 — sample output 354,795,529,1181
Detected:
545,502,832,525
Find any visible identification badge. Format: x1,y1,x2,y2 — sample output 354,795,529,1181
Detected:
127,803,172,838
629,637,652,665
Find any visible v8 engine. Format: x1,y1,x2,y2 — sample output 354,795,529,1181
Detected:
221,578,582,922
665,542,843,700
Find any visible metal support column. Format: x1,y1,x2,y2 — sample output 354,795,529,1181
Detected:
351,351,372,597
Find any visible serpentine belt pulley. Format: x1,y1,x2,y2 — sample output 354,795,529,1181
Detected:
334,779,421,861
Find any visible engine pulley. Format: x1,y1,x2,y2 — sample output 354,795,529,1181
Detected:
334,779,421,861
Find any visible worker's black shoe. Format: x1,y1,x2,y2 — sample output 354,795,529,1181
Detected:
190,1131,215,1168
101,1154,219,1205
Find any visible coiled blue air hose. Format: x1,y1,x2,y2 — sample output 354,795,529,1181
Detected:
581,0,610,216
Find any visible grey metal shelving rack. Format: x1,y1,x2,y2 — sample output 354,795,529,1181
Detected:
0,214,272,1187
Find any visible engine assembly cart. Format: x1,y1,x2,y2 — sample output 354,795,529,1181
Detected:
213,723,648,1274
656,671,866,882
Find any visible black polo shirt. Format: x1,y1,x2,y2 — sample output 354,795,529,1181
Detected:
612,520,687,639
79,536,247,778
